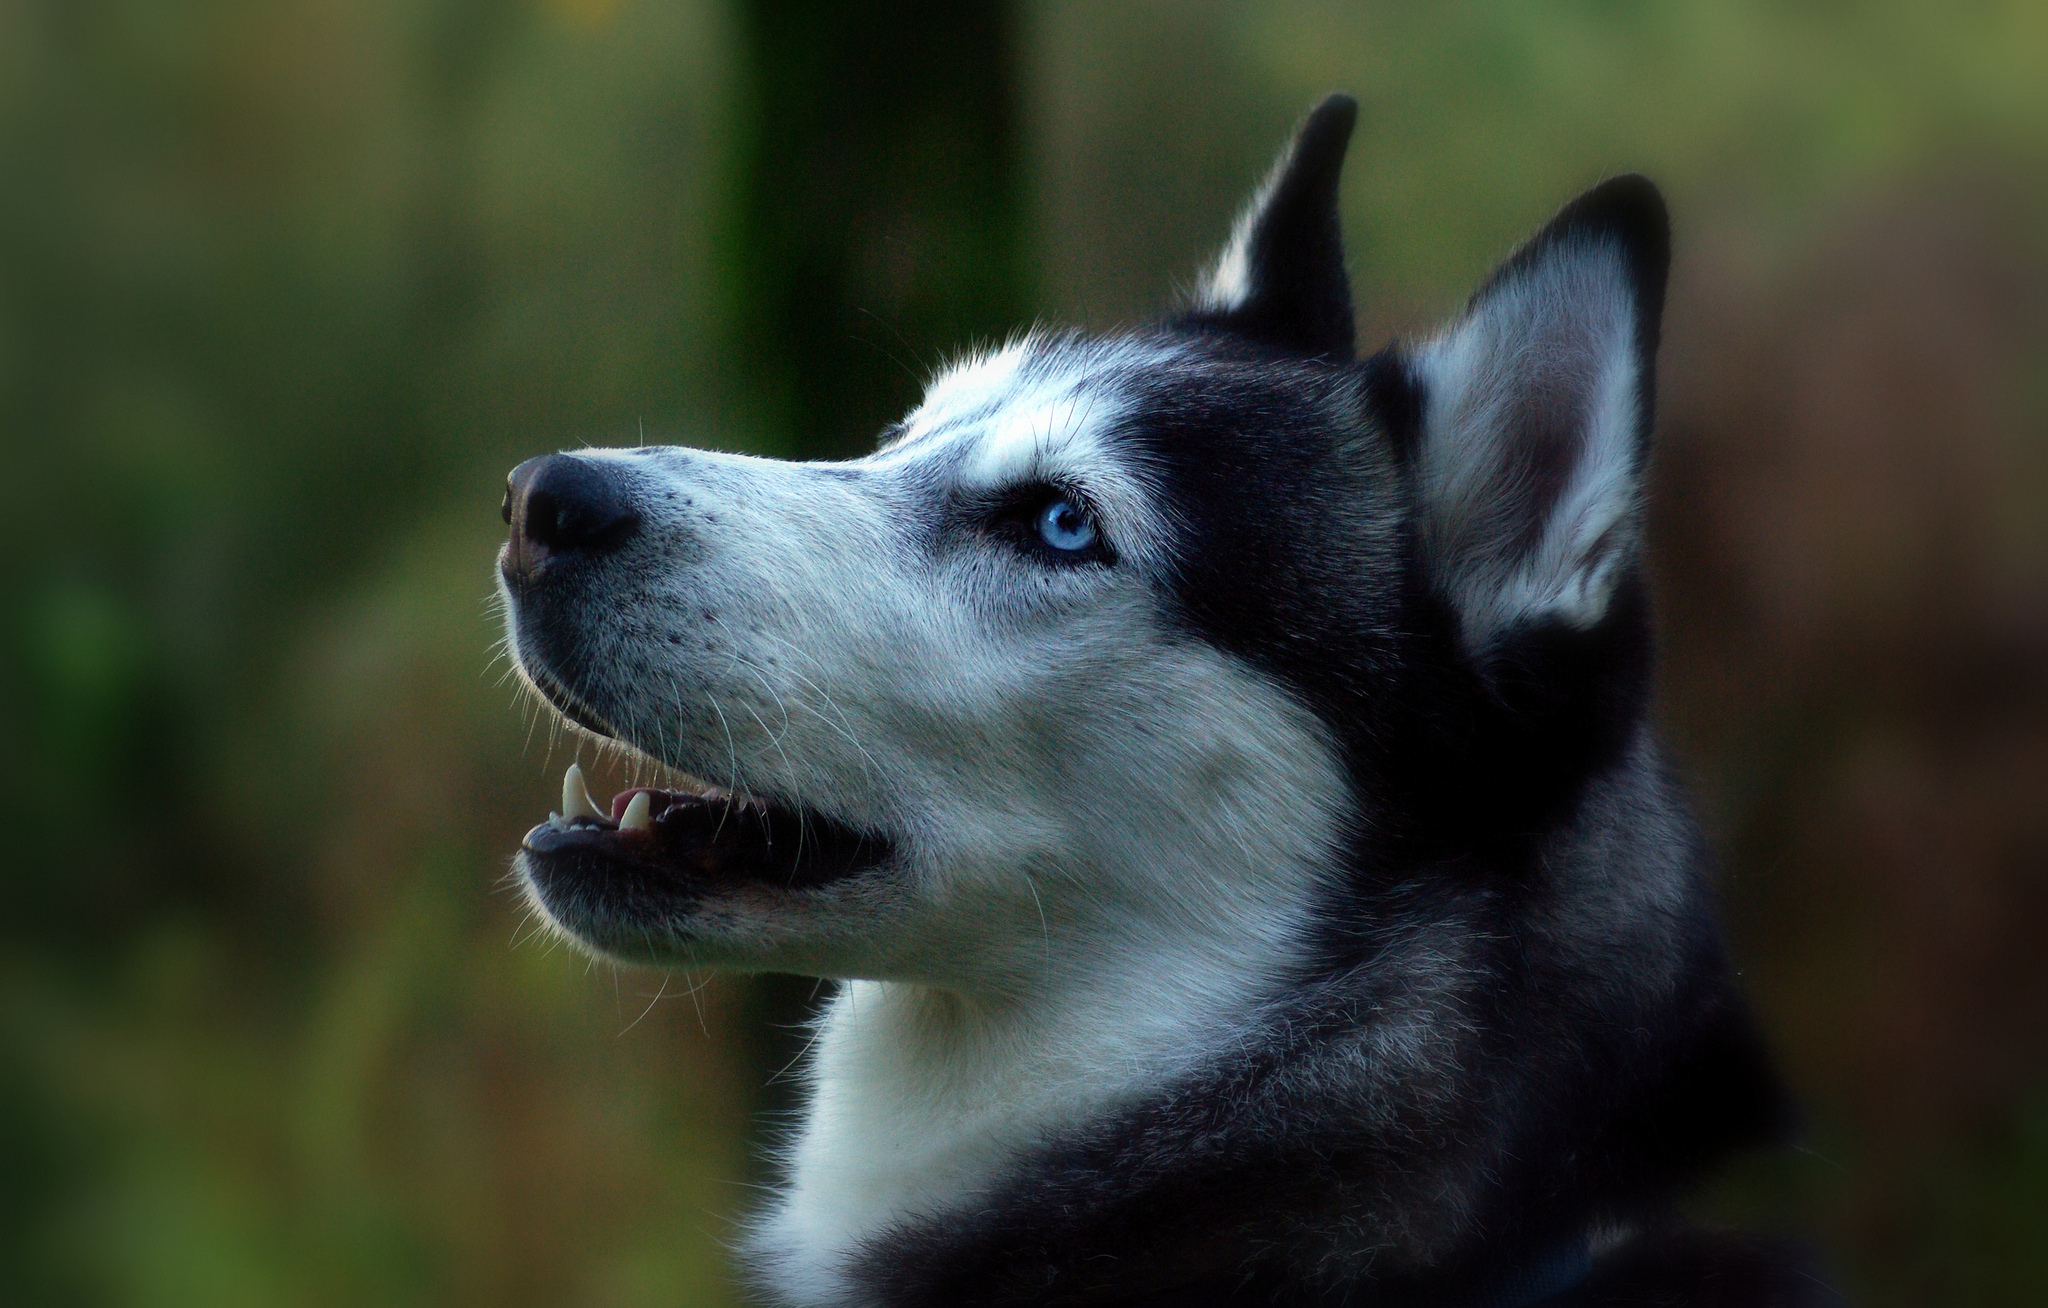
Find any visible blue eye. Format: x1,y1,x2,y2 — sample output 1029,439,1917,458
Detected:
1035,497,1098,553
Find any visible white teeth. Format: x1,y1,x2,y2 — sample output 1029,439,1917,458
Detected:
562,763,605,821
619,791,653,832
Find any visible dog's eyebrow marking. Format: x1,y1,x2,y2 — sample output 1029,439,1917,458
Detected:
962,390,1112,488
879,335,1174,479
881,343,1034,455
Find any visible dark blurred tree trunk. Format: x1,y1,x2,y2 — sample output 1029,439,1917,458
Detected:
722,0,1027,459
718,0,1026,1118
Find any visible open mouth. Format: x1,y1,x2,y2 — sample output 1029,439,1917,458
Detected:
521,765,893,904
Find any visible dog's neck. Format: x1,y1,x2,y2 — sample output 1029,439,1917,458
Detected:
746,915,1316,1306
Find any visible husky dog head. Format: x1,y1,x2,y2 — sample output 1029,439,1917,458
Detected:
499,96,1789,1305
500,94,1663,988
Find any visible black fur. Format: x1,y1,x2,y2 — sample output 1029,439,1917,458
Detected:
844,119,1809,1307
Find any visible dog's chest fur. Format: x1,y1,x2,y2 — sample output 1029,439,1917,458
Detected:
753,977,1276,1303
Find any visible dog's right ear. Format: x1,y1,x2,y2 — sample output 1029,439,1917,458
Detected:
1406,175,1670,658
1183,94,1358,359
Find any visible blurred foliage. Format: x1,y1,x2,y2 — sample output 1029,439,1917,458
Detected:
2,1,2046,1304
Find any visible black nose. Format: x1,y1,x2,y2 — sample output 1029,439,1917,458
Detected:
502,454,640,573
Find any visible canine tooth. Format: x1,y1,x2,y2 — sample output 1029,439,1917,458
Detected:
619,791,653,832
563,764,604,821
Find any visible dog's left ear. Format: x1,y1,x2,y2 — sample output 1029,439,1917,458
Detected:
1407,175,1669,657
1185,94,1358,358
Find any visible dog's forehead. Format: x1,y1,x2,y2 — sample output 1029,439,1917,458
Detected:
875,334,1184,488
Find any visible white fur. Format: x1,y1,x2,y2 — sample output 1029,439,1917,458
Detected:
1412,238,1641,651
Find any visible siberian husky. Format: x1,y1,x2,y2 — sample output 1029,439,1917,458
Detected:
497,96,1826,1306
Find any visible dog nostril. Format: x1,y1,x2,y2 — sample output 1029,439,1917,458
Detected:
524,489,563,544
503,454,641,567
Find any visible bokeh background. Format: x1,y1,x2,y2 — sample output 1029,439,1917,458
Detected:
4,1,2046,1304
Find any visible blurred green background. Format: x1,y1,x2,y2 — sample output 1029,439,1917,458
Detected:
4,1,2046,1304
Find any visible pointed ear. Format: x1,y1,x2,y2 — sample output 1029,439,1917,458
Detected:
1184,94,1358,358
1409,175,1669,655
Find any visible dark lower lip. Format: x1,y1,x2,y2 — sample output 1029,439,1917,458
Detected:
520,788,893,918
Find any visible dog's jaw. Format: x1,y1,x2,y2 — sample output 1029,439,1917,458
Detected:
514,764,898,966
